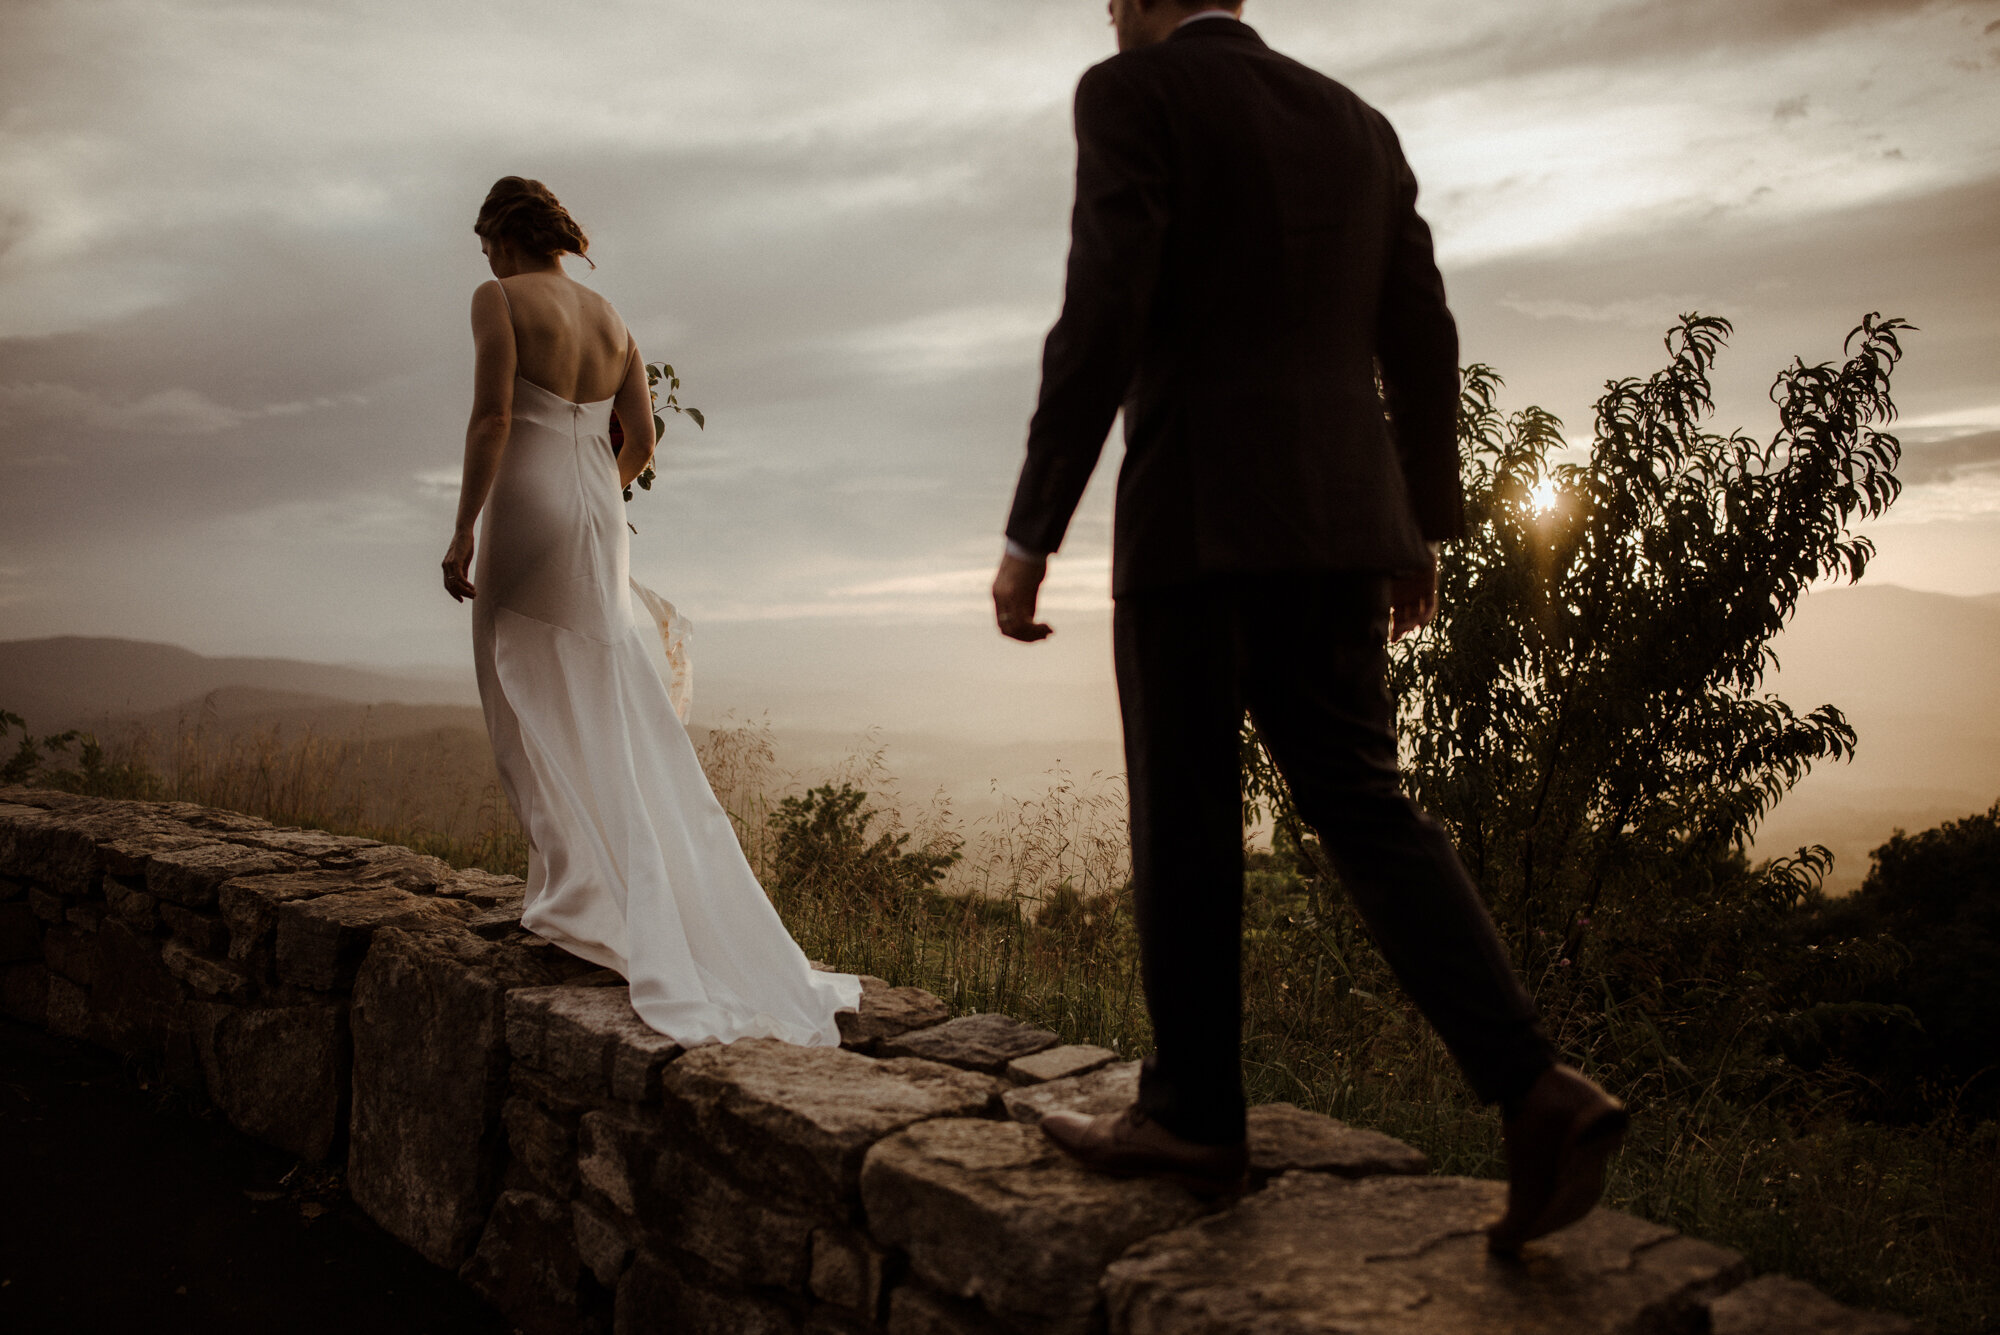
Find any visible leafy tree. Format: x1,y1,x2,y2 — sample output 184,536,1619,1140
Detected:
1245,313,1914,1074
2,709,81,786
766,783,961,907
1,709,159,799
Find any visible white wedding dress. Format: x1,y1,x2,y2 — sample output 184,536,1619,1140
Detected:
471,367,860,1046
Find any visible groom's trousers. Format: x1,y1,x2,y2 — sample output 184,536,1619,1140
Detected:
1115,570,1555,1146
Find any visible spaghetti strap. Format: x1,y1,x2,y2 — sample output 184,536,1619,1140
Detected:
493,278,513,312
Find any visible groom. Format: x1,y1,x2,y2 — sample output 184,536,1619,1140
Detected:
993,0,1626,1250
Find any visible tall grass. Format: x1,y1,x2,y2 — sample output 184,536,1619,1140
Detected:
14,712,1994,1333
16,711,531,875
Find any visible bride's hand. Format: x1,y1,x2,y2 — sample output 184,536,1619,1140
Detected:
442,529,477,602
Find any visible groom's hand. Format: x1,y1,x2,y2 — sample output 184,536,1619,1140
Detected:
993,551,1054,642
1389,542,1440,641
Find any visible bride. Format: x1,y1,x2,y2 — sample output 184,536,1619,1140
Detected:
440,176,860,1046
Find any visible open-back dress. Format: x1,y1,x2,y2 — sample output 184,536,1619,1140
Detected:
470,286,860,1045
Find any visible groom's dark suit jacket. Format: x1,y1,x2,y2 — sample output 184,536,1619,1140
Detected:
1005,19,1462,596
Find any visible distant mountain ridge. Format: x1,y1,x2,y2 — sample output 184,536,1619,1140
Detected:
3,584,1995,894
0,636,480,728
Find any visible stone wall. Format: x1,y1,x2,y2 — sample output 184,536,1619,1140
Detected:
0,786,1914,1335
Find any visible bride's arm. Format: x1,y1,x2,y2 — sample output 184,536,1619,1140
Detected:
612,337,656,490
442,281,517,602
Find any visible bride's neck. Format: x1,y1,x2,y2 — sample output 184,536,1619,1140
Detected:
495,252,564,280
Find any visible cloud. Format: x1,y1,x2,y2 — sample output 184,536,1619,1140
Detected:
1896,428,2000,486
1449,172,2000,441
838,304,1053,380
0,381,246,435
1498,294,1711,326
1342,0,1965,88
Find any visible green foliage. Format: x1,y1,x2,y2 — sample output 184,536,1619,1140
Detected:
1,710,159,799
619,360,704,504
767,782,961,907
1814,801,2000,1118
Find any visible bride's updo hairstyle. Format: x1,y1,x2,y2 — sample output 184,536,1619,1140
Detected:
475,176,593,267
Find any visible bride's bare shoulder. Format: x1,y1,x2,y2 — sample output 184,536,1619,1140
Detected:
469,278,511,329
571,280,627,337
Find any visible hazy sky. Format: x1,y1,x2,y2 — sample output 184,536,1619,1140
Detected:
3,0,1997,739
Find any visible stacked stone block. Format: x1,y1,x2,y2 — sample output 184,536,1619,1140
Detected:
0,787,1913,1334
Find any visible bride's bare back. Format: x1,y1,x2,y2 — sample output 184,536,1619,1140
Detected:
494,270,632,404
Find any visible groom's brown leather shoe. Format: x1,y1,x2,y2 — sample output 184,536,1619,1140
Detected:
1487,1063,1628,1254
1040,1105,1249,1199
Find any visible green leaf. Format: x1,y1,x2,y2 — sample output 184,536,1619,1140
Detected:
687,408,705,429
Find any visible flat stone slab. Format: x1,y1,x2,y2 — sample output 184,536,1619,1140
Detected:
275,887,477,990
660,1039,999,1209
837,975,952,1051
1247,1102,1428,1181
1104,1172,1749,1335
439,867,529,907
218,870,372,963
1003,1059,1139,1124
468,893,528,939
879,1012,1060,1074
865,1117,1206,1331
154,801,273,835
333,843,457,893
147,842,301,908
0,809,131,895
506,984,683,1105
99,832,216,878
1704,1276,1915,1335
224,827,385,860
1007,1043,1120,1086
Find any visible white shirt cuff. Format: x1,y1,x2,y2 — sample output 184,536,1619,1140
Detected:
1003,538,1047,564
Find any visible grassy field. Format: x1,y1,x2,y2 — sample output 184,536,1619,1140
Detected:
16,716,1995,1335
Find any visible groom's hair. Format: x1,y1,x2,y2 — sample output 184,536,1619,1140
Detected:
475,177,592,267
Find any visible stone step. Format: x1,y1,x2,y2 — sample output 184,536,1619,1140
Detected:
658,1037,1002,1214
864,1117,1208,1335
831,977,957,1052
1104,1172,1749,1335
506,983,684,1106
879,1012,1063,1074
